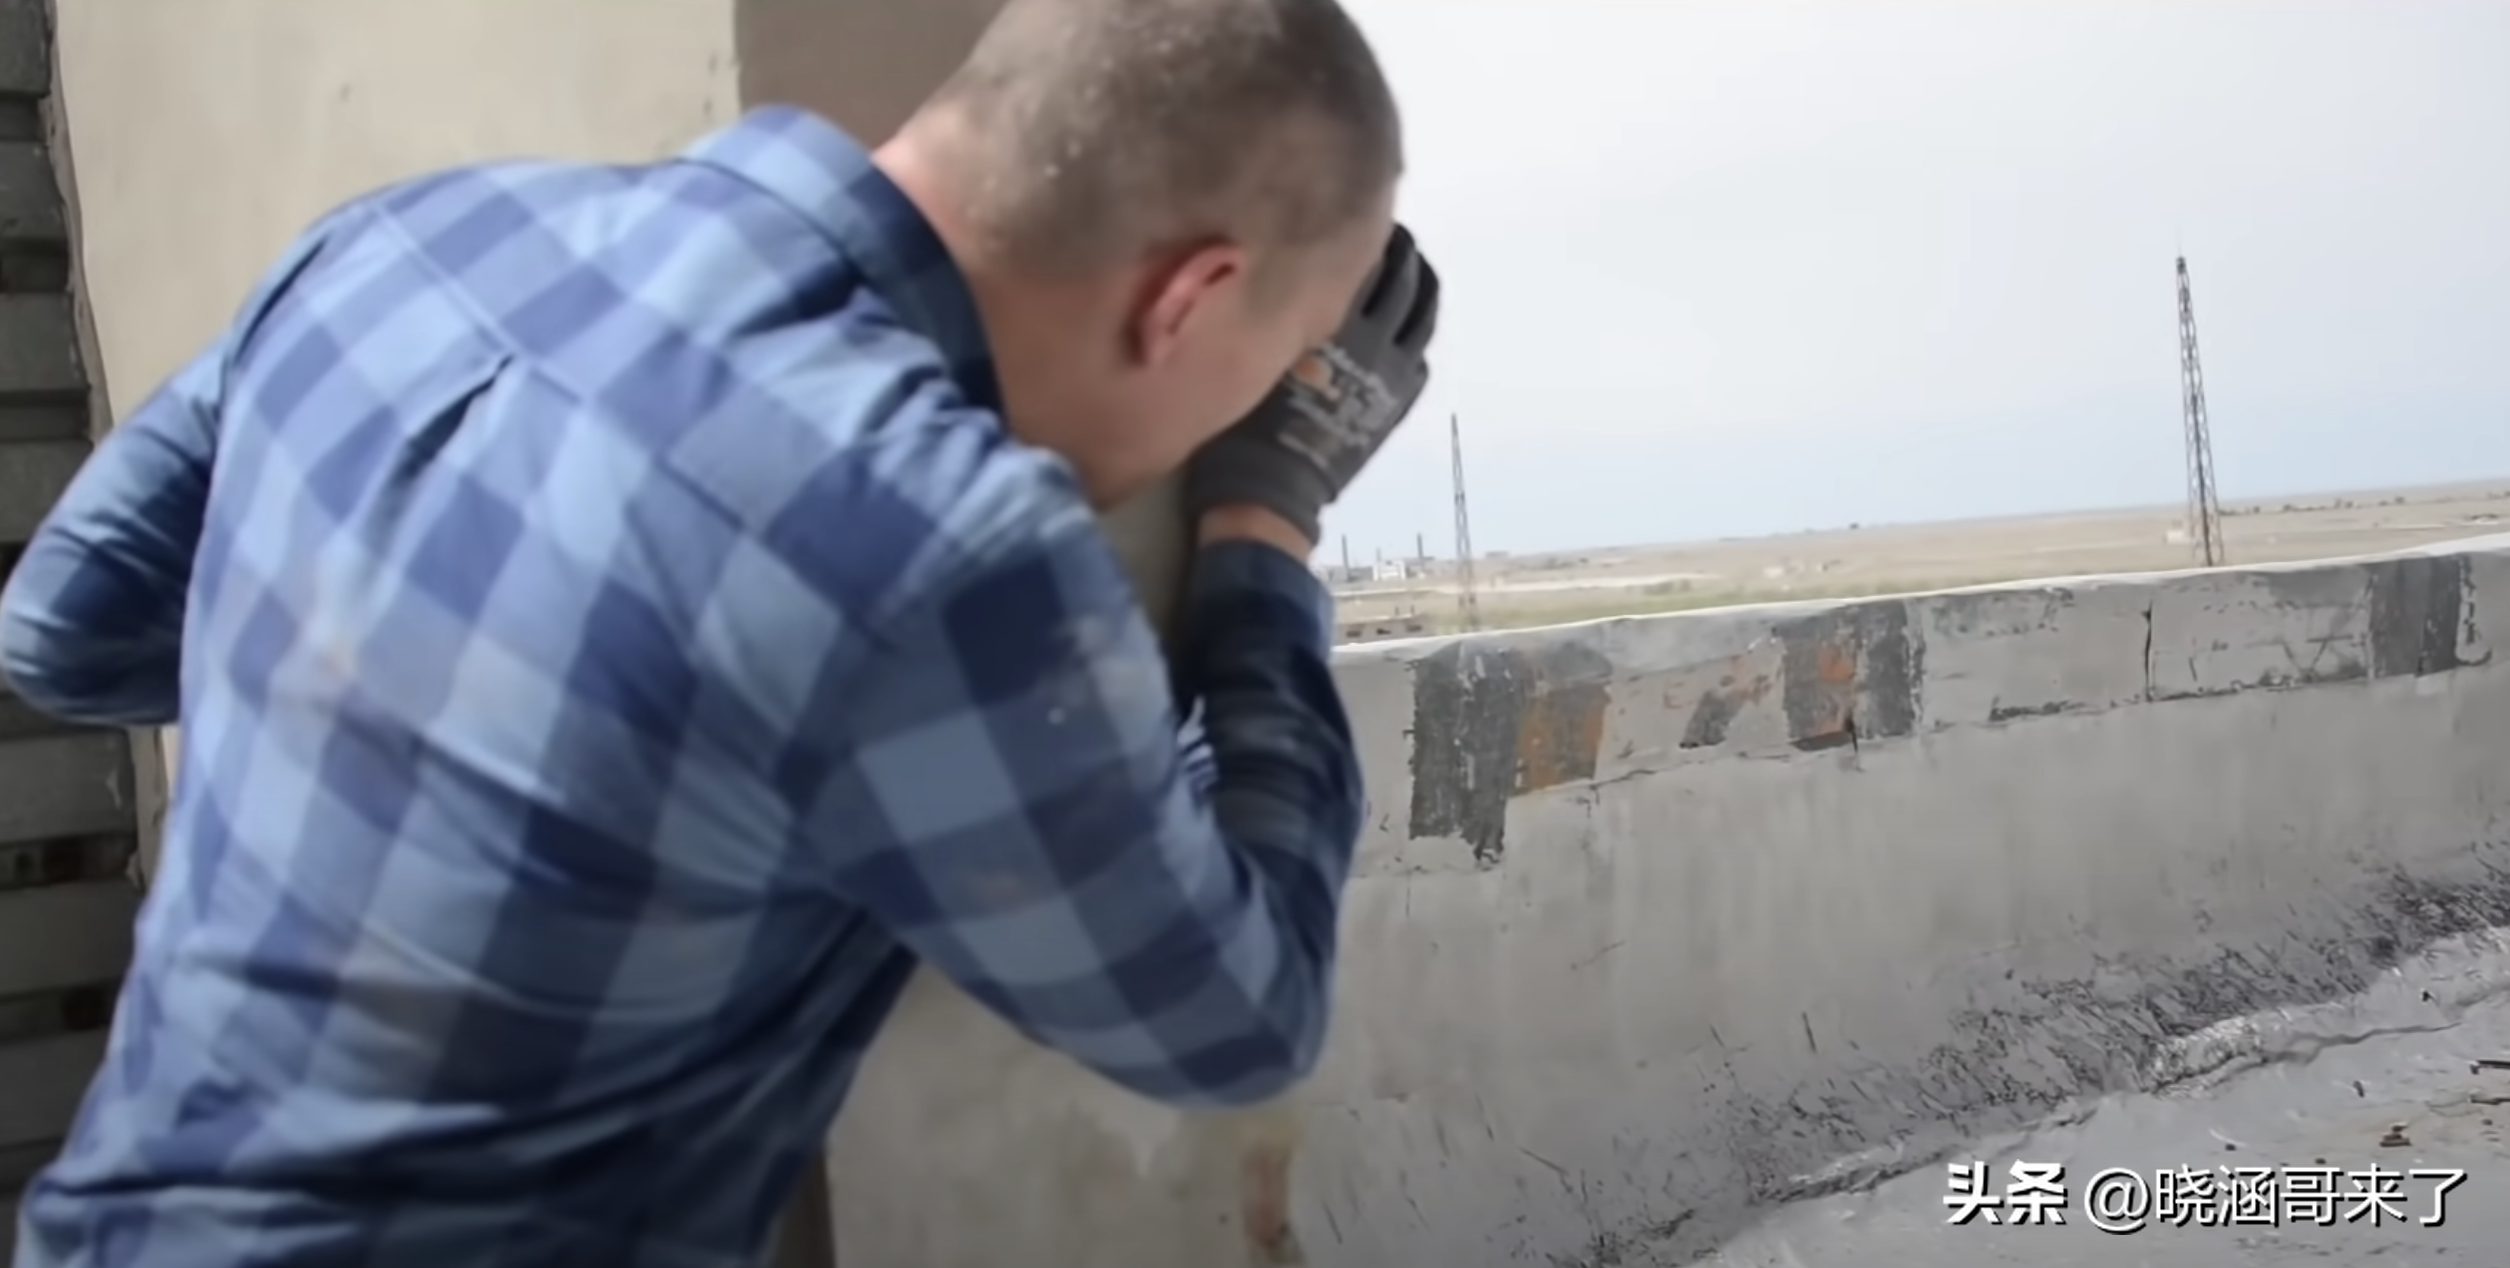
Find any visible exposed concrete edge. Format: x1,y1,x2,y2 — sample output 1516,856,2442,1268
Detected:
1335,544,2503,780
32,0,161,889
1327,539,2506,893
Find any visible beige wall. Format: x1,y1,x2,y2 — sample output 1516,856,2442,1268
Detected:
53,0,741,420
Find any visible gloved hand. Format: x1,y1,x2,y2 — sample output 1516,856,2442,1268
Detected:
1184,225,1440,545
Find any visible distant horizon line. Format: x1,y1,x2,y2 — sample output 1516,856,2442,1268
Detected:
1339,473,2510,563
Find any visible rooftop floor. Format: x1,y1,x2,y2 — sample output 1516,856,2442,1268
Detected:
1714,935,2510,1264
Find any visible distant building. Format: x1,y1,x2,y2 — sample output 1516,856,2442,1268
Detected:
1339,617,1431,645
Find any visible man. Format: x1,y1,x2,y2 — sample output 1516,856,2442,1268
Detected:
0,0,1436,1263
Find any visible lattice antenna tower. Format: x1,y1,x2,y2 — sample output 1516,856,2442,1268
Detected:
1449,414,1482,632
2176,256,2227,567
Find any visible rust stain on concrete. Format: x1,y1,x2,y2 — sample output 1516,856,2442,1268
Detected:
1787,628,1860,747
1239,1134,1305,1263
1775,600,1923,750
1409,640,1614,867
1674,659,1775,749
1515,670,1608,795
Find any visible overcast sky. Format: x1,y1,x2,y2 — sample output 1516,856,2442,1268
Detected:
1327,0,2510,559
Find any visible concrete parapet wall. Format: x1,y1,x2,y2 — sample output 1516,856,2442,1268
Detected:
1316,544,2507,1262
835,542,2510,1266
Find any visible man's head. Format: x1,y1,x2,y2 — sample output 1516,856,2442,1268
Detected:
875,0,1403,507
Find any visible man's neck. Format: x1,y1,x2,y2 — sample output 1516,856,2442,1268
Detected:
873,132,1123,499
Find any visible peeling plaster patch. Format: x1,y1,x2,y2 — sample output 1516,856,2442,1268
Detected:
2368,553,2467,679
1406,639,1611,868
2450,550,2510,665
1404,644,1486,860
1516,669,1608,794
1772,600,1920,750
1647,645,1782,759
1859,603,1921,739
1678,685,1747,749
1776,615,1856,749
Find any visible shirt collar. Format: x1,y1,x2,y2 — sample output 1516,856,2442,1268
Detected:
681,107,1002,413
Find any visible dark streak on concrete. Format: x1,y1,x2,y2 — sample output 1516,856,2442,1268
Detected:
1858,603,1921,739
1677,689,1743,750
2368,553,2467,679
1789,726,1855,754
1407,641,1612,868
1405,644,1503,865
1985,699,2075,723
1774,600,1921,751
2140,597,2157,699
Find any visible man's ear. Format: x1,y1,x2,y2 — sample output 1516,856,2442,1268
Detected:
1129,241,1247,367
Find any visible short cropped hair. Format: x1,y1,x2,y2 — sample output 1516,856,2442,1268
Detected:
921,0,1403,272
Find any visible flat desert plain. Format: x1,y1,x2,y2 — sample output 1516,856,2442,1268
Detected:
1332,479,2510,640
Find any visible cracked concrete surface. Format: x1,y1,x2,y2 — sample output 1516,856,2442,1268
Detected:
1710,932,2510,1265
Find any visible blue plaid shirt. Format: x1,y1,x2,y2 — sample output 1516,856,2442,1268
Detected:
0,108,1362,1268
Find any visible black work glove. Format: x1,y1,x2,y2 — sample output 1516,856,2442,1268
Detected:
1184,225,1440,545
